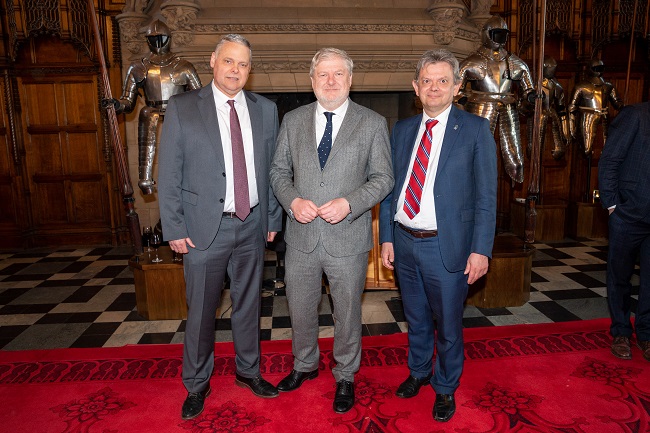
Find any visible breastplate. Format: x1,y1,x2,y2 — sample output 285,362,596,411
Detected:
144,62,187,104
470,57,514,95
578,84,606,111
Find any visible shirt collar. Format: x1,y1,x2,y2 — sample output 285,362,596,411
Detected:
316,98,349,118
211,81,246,108
422,103,452,127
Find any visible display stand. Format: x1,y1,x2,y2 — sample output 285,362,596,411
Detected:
511,200,567,241
569,201,609,238
466,235,535,308
129,246,187,320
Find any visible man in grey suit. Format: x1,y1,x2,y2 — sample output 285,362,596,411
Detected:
158,34,282,420
270,48,393,414
379,49,497,422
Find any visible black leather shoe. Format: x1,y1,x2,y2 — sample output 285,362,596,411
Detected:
395,374,432,398
235,373,279,398
181,386,211,420
433,393,456,422
333,380,355,414
277,369,319,392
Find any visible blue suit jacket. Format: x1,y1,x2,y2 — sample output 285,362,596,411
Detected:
598,101,650,224
379,104,498,272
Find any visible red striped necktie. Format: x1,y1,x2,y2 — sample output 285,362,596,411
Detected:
403,118,438,219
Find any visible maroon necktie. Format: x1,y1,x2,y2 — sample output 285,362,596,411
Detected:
227,100,250,221
403,119,438,219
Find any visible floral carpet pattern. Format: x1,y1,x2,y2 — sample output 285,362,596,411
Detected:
1,319,649,432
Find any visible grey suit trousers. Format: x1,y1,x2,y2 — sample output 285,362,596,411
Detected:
182,208,263,393
285,239,368,382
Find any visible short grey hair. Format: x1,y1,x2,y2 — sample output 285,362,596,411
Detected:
414,49,461,84
214,34,252,61
310,47,354,77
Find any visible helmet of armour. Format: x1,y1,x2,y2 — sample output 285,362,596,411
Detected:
543,56,557,79
145,20,171,55
588,59,604,77
481,15,509,51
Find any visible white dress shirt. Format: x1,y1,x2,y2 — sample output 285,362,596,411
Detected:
395,104,453,230
212,82,259,212
315,99,349,149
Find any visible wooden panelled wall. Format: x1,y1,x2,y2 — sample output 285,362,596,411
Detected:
0,0,126,249
0,0,649,249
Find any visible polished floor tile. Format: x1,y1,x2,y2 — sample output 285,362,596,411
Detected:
0,237,639,351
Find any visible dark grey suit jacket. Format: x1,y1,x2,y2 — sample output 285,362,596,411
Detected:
598,101,650,224
270,100,394,257
158,84,282,249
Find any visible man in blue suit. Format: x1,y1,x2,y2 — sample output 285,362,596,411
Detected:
379,49,497,422
598,101,650,362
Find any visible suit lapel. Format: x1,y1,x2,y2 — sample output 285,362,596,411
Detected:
326,101,362,166
396,115,423,191
245,91,266,198
435,105,463,183
198,84,225,172
305,103,321,171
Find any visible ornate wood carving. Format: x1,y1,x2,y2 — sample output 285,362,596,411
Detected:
5,0,96,61
25,0,61,37
68,0,93,59
546,0,571,34
519,0,535,53
3,72,20,167
619,0,647,36
591,0,612,55
5,0,20,61
519,0,571,54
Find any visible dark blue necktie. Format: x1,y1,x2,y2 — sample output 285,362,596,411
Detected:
318,112,334,170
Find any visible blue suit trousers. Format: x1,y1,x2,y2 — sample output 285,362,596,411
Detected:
393,225,468,395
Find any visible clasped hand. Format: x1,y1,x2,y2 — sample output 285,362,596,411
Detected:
291,197,350,224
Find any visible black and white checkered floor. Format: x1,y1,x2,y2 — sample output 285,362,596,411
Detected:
0,237,639,351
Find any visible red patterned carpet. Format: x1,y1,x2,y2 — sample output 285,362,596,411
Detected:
1,319,649,433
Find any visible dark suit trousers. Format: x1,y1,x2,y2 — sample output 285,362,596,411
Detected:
394,226,468,395
607,212,650,341
182,207,264,393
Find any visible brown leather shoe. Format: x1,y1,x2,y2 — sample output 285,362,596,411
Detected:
638,341,650,362
611,336,632,360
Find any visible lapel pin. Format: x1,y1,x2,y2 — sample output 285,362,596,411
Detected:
454,125,458,130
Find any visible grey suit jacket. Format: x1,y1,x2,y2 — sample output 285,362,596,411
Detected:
270,100,394,257
158,84,282,250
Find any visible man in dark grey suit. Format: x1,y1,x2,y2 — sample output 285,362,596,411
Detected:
270,48,393,414
598,101,650,362
158,34,282,420
379,49,497,422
